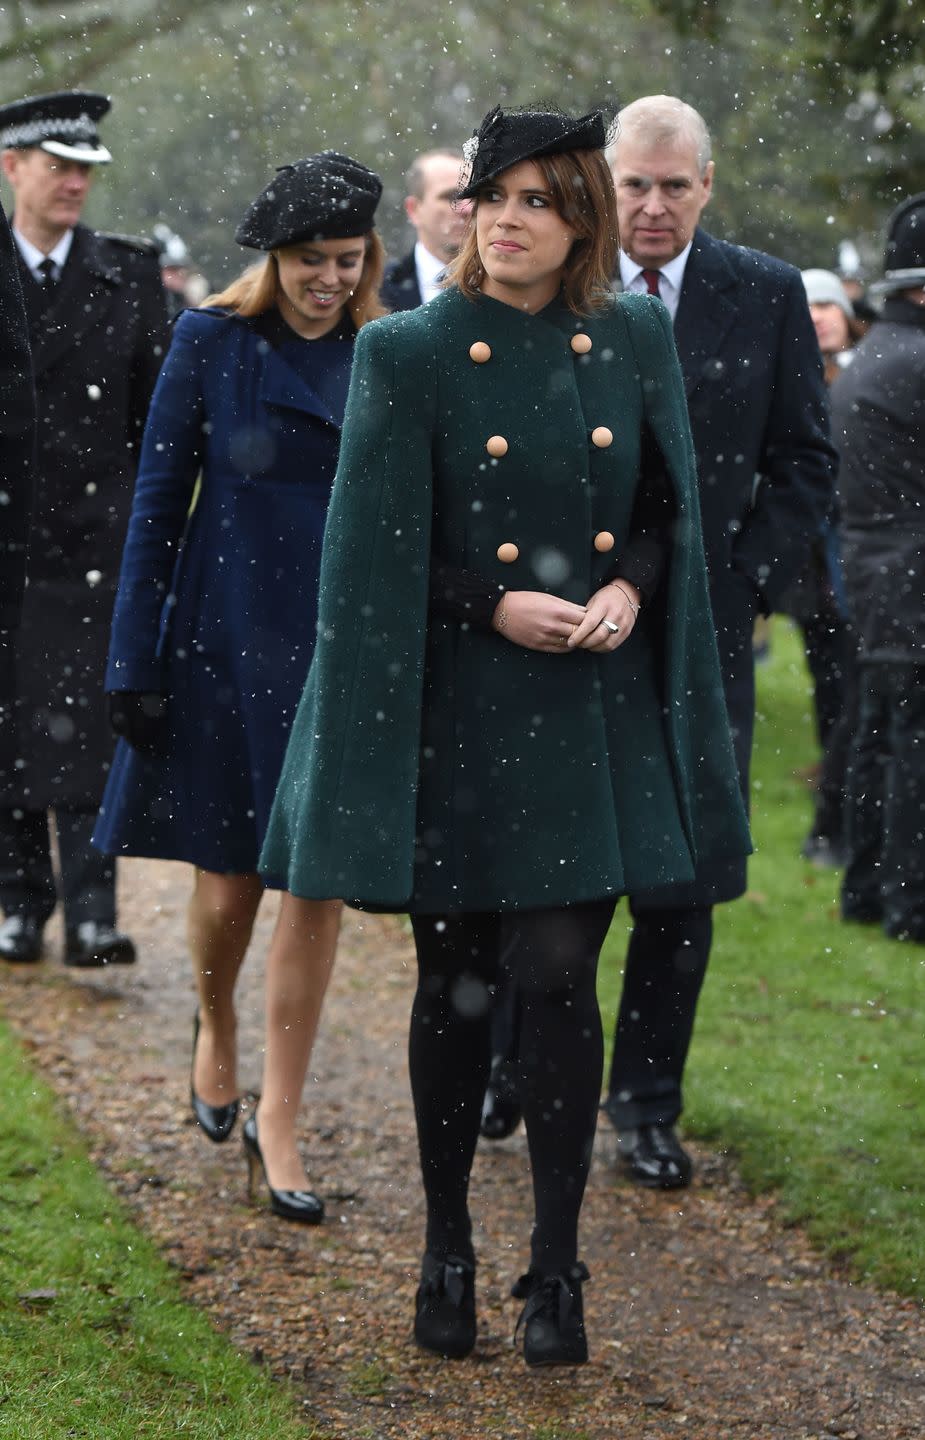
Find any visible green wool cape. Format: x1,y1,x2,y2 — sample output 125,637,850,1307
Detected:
259,287,751,912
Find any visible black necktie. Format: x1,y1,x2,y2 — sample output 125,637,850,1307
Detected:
37,256,58,288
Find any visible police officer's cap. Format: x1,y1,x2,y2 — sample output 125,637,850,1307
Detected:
456,105,607,200
235,152,383,250
0,90,112,164
870,191,925,296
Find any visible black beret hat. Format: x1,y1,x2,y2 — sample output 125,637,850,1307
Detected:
235,152,383,250
870,191,925,295
456,105,607,200
0,89,111,164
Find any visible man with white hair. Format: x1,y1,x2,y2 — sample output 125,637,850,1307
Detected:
601,95,836,1186
479,95,838,1173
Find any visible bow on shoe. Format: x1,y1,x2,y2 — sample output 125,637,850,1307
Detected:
420,1255,471,1307
414,1254,477,1360
512,1262,591,1367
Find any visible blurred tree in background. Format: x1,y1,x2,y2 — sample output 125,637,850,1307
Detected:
1,0,920,290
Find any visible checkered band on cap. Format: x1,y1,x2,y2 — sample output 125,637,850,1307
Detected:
1,112,99,147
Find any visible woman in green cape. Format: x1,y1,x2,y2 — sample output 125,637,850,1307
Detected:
261,105,750,1367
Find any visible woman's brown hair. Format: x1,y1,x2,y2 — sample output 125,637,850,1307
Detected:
448,148,619,315
202,232,388,329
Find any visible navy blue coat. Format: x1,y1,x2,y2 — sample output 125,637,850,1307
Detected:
94,306,354,872
625,228,836,907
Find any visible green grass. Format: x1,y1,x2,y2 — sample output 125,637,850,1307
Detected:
600,621,925,1298
0,1019,316,1439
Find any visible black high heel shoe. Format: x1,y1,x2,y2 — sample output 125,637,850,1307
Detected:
190,1012,239,1144
414,1253,477,1359
242,1114,324,1224
512,1262,590,1367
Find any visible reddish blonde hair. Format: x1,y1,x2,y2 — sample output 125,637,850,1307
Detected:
447,148,618,315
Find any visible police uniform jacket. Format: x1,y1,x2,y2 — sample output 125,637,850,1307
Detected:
5,222,168,808
0,209,34,643
260,287,751,912
94,307,356,872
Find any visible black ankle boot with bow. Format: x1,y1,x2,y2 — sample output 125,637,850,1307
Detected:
414,1253,477,1359
513,1261,590,1367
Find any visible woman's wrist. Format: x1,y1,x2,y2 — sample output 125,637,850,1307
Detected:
610,579,641,616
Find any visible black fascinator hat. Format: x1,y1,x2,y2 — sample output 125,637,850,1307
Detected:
236,151,383,250
456,105,607,199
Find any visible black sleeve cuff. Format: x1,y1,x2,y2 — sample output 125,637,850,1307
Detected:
430,557,505,630
609,424,675,604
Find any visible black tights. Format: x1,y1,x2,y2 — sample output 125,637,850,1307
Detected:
409,898,615,1275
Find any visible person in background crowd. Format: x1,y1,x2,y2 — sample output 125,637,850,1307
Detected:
95,152,386,1221
380,148,471,310
783,269,866,869
260,104,750,1367
0,89,168,968
152,221,209,318
0,206,35,772
482,95,836,1180
836,238,878,325
836,193,925,944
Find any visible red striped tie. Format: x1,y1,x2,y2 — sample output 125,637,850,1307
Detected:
641,268,661,296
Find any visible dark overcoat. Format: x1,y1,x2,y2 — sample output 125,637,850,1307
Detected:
0,208,34,644
4,223,168,809
832,297,925,661
623,228,836,908
260,287,751,913
380,249,423,312
94,308,355,873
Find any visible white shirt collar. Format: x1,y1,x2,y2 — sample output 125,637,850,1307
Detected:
618,240,694,322
13,225,74,282
414,241,449,304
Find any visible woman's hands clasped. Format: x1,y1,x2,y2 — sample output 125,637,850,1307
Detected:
492,579,641,654
567,580,641,652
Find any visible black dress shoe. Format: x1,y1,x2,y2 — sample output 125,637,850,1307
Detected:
242,1114,324,1224
513,1262,590,1367
64,922,136,968
480,1057,522,1141
0,914,43,964
617,1123,692,1189
414,1253,477,1359
190,1012,239,1143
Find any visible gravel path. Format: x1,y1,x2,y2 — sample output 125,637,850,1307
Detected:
2,856,923,1439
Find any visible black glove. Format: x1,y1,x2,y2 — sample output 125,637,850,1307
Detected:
107,691,168,753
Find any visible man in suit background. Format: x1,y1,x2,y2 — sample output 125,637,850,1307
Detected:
601,95,835,1186
380,149,470,311
0,205,35,772
0,89,168,967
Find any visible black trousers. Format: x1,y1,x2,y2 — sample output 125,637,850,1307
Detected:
803,616,858,844
842,662,925,939
487,901,714,1134
0,807,116,929
603,902,713,1129
410,898,614,1274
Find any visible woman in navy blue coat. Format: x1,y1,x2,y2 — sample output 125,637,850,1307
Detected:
95,153,385,1220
